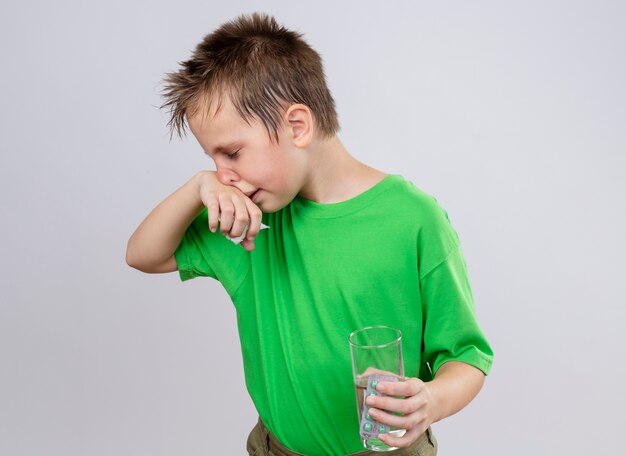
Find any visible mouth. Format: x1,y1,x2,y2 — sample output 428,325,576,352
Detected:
248,189,261,202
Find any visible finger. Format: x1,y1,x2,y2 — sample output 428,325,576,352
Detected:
369,405,428,432
378,425,426,449
229,196,250,238
201,189,220,233
366,393,421,415
244,200,263,241
217,194,235,234
368,407,414,430
377,377,424,397
240,238,256,252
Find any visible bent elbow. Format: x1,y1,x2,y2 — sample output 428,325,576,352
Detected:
125,246,177,274
125,241,144,271
125,249,140,271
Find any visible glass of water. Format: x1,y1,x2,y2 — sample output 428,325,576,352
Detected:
348,325,405,451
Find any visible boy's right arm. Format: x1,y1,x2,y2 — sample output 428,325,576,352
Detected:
125,171,262,273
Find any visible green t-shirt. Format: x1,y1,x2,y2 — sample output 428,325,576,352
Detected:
175,174,493,455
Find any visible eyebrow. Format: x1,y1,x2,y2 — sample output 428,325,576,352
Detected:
206,141,239,156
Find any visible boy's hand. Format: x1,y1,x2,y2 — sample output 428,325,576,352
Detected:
365,377,436,448
196,171,263,252
365,361,485,448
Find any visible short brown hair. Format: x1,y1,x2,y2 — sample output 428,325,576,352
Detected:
160,12,340,143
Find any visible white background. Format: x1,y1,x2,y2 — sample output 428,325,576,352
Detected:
1,1,624,454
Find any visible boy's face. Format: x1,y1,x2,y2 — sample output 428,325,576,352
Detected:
187,96,309,213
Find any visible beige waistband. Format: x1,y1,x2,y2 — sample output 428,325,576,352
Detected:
255,417,436,456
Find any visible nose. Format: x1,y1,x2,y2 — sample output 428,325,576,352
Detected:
216,167,240,186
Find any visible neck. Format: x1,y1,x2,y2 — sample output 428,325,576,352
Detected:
298,135,387,204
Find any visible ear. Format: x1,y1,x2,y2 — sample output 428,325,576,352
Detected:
284,104,314,148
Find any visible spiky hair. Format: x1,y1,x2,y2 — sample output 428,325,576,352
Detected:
159,12,340,143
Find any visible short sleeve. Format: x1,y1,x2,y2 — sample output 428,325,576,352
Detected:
174,208,251,295
420,245,494,377
415,195,462,280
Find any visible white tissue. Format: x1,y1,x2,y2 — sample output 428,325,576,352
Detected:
218,217,270,244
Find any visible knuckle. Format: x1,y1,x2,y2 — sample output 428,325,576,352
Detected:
235,213,248,223
395,399,410,415
408,378,420,394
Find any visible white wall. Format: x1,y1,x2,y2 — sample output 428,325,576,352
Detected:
1,1,624,454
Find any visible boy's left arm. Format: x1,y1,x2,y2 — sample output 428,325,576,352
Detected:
365,361,485,448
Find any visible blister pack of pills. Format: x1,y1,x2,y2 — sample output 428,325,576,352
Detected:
359,374,399,438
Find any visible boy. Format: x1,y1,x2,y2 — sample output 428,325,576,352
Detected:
126,12,493,456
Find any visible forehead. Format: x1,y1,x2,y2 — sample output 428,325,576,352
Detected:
188,95,247,135
186,94,261,153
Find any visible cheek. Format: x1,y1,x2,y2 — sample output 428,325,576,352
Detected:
261,160,290,187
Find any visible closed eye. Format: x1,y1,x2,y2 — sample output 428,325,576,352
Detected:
226,149,240,159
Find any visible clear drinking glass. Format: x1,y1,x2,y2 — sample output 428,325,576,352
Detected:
348,325,406,451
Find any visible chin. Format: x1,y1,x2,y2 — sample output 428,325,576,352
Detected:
259,198,291,213
260,203,283,213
